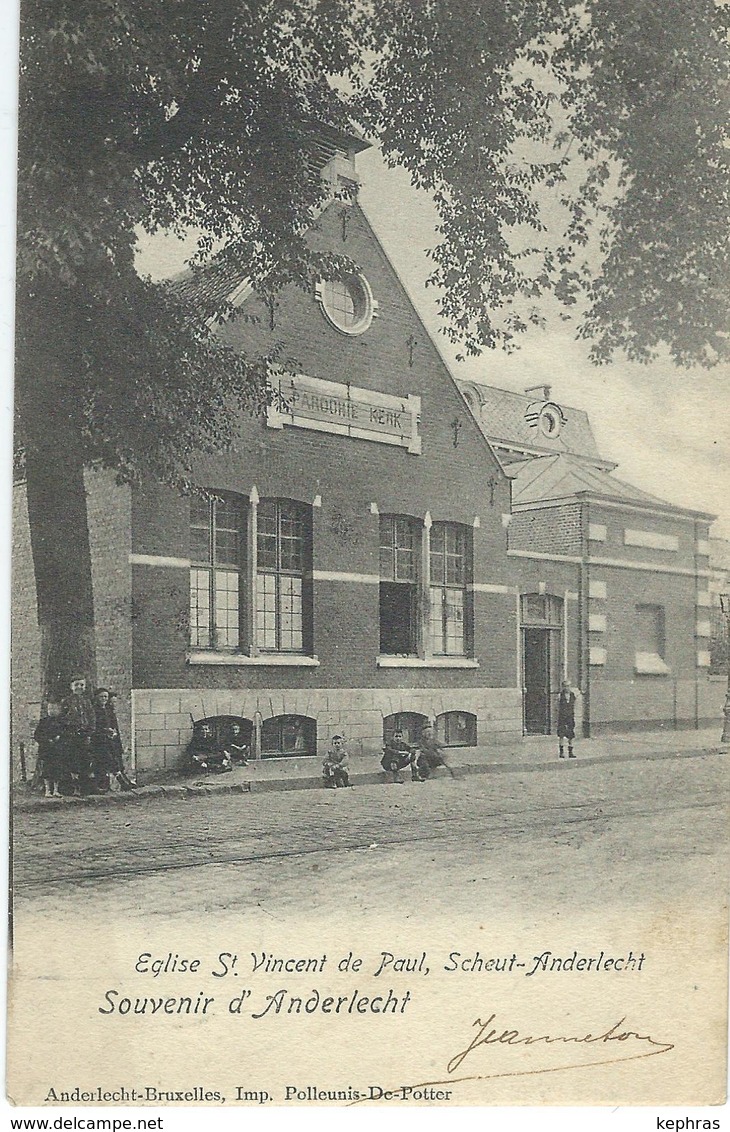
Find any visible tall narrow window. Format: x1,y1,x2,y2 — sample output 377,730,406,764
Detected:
379,515,419,654
256,500,310,652
189,494,243,650
429,522,469,655
635,603,668,673
636,604,664,656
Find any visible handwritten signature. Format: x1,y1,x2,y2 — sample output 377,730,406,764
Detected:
447,1012,675,1074
348,1011,674,1104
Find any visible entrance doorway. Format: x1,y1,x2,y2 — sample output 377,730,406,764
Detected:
523,628,551,734
521,593,564,735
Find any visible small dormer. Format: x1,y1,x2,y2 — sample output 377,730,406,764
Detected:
308,126,371,194
457,379,614,469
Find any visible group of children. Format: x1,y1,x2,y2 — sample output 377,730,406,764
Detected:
322,682,579,788
33,675,133,797
187,719,250,773
322,722,454,789
34,678,579,796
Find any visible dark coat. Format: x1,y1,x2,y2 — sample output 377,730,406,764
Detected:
33,715,66,778
557,690,577,740
417,735,447,769
61,692,96,737
60,692,96,777
93,702,123,774
381,737,415,773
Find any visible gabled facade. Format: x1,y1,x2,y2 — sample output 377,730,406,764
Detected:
121,190,528,774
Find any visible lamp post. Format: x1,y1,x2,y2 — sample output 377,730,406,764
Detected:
720,593,730,745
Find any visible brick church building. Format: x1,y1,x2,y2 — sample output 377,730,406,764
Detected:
11,134,724,779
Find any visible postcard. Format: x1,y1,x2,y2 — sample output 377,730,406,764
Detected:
6,0,729,1112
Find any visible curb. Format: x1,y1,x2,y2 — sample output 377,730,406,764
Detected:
12,744,723,813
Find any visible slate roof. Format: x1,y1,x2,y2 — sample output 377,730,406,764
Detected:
167,253,248,317
458,381,602,461
510,452,713,517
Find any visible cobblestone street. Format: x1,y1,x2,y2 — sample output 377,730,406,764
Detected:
13,749,728,923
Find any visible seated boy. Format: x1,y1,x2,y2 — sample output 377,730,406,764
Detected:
223,721,250,766
381,728,420,784
416,722,455,780
187,721,233,773
323,734,351,788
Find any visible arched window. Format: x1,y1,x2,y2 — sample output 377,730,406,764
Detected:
261,715,317,758
383,712,428,748
188,716,253,759
436,711,477,747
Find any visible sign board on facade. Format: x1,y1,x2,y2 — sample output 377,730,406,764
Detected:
267,372,422,454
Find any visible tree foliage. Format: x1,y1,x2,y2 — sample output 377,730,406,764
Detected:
16,0,729,484
361,0,729,365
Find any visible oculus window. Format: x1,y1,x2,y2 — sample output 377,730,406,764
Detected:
316,273,377,335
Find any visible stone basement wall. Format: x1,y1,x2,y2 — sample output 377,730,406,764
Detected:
508,504,582,557
132,686,523,777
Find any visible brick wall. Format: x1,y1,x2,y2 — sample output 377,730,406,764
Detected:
11,483,42,779
130,199,519,697
509,504,582,556
587,504,706,573
588,565,708,729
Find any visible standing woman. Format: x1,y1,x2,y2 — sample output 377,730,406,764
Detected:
92,687,119,792
61,675,96,794
557,679,577,759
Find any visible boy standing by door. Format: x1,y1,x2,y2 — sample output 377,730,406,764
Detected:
557,680,577,758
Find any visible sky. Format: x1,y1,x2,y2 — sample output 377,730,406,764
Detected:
138,143,729,540
354,148,730,539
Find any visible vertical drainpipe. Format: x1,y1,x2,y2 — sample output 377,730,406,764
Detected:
694,518,700,730
130,688,137,778
562,589,570,681
580,498,591,738
421,511,432,661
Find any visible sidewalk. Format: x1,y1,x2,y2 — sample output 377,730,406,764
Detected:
13,726,726,812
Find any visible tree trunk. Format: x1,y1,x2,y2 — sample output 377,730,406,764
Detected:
17,281,98,704
24,430,97,703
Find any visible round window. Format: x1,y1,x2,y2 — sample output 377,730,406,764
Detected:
538,402,565,438
317,273,376,335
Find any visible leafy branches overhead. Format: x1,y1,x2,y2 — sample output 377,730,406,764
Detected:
358,0,729,366
16,0,729,484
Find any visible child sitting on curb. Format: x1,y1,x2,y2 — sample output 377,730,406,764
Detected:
322,734,352,788
381,728,420,784
417,722,456,780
